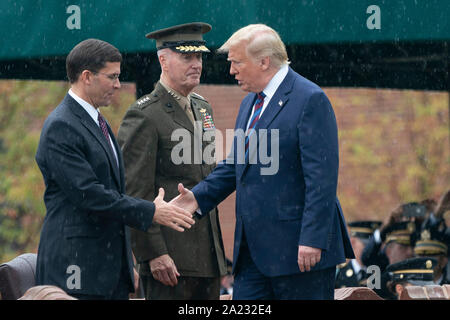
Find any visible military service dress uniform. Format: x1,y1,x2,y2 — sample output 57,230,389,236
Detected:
117,22,227,300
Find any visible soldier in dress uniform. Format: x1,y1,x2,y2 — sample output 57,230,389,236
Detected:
417,189,450,284
117,22,227,300
361,203,426,271
414,219,449,285
335,220,381,288
383,257,437,299
361,218,419,299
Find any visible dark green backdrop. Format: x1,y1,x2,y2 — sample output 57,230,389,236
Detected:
1,0,449,93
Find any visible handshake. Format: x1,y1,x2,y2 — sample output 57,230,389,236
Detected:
152,183,200,232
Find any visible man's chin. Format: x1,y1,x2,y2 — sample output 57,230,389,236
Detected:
237,83,250,92
98,100,112,107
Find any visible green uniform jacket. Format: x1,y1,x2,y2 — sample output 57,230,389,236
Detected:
117,82,227,278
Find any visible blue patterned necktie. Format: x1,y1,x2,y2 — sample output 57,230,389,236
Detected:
245,92,266,155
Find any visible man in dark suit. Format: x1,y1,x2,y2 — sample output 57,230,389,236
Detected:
172,24,354,299
34,39,194,300
117,23,227,300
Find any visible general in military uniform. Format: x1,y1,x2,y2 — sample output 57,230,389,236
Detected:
117,22,227,300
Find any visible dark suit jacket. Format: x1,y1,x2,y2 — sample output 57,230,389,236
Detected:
117,82,227,278
192,67,355,278
35,94,155,297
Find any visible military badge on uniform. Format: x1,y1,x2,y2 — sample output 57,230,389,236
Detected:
137,96,150,106
200,108,215,131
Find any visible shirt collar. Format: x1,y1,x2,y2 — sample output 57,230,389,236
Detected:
260,64,289,101
68,88,100,125
351,259,365,273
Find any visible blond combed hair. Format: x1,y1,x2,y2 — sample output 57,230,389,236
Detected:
218,24,290,68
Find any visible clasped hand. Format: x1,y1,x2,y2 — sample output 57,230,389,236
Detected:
153,187,195,232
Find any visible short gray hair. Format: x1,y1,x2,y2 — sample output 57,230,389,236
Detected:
218,24,290,68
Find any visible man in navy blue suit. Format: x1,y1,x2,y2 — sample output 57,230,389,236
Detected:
35,39,194,300
172,24,354,300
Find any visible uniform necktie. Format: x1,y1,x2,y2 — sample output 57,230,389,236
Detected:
185,101,196,126
245,92,265,154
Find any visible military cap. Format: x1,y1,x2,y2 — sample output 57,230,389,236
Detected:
146,22,211,53
414,221,449,256
384,221,416,246
400,202,427,218
348,220,382,239
385,257,437,285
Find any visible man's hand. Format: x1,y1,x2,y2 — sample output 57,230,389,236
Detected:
150,254,180,287
298,245,322,272
153,188,195,232
169,183,199,214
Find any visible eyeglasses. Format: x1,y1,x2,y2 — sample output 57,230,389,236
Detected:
94,71,120,81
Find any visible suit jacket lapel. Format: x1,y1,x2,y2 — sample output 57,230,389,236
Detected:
103,118,123,190
111,131,126,192
255,68,295,131
235,94,257,180
236,93,258,132
65,94,121,189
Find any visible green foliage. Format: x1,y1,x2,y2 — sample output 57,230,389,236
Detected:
336,89,449,220
0,80,68,262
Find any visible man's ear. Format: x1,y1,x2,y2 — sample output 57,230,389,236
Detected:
159,53,168,72
80,70,94,85
260,56,270,71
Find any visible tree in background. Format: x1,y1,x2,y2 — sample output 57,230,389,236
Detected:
335,89,449,221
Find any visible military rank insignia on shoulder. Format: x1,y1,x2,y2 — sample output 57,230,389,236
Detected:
191,92,207,102
135,95,154,109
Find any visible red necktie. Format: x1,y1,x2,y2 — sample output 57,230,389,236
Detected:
245,92,265,154
97,112,114,151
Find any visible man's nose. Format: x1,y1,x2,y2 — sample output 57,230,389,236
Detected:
229,64,236,75
114,79,121,89
193,59,202,69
